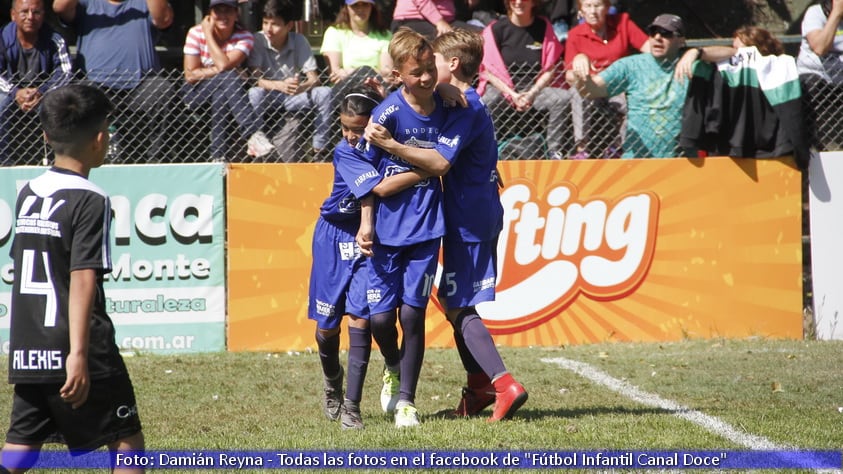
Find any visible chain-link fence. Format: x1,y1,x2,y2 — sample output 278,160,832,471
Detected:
801,73,843,152
0,64,570,165
1,61,834,166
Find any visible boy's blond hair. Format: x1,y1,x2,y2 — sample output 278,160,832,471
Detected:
432,29,484,80
388,27,433,70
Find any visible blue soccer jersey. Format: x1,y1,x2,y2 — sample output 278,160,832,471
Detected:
308,140,382,325
318,140,382,233
434,88,504,243
364,89,446,246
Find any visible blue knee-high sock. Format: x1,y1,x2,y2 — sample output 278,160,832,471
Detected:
452,326,483,374
315,330,341,379
345,326,371,403
398,304,426,404
370,310,400,367
457,309,506,379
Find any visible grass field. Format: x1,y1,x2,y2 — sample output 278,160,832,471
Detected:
1,337,841,472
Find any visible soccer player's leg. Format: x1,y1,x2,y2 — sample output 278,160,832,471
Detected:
341,316,369,430
341,259,372,429
367,243,403,413
441,240,496,416
308,218,356,421
442,239,527,421
0,443,40,474
109,431,145,474
393,238,441,427
53,374,144,467
2,384,50,473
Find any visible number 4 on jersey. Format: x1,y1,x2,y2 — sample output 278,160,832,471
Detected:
20,249,58,327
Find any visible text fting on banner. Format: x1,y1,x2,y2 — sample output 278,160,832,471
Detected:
0,164,226,354
226,158,803,352
6,450,839,470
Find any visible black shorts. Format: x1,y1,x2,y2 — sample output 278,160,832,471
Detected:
6,373,142,453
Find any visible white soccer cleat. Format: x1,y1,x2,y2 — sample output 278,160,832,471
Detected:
380,366,400,413
394,401,419,428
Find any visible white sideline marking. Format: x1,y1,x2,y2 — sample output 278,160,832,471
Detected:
542,356,783,449
541,357,843,473
543,357,842,473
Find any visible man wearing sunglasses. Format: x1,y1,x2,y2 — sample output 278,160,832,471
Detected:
571,13,731,159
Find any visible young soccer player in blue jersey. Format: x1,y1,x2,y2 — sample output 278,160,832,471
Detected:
364,29,528,422
358,27,448,428
308,86,430,430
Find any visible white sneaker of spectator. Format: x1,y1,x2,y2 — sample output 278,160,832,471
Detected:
247,131,274,158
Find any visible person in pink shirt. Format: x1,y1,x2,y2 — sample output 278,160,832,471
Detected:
390,0,478,39
181,0,274,161
564,0,648,159
478,0,571,158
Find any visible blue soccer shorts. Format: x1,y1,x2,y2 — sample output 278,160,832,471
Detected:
438,238,498,310
308,218,369,329
367,238,441,313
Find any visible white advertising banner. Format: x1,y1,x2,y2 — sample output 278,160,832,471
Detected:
809,151,843,339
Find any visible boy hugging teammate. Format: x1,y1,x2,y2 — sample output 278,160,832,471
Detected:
364,28,527,423
359,27,446,428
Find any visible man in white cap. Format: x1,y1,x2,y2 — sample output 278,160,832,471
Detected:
571,13,731,158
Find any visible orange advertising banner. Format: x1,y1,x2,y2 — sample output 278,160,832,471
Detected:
227,158,803,352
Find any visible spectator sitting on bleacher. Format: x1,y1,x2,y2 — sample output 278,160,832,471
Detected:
564,0,649,159
797,0,843,150
182,0,274,162
248,0,333,161
0,0,72,166
53,0,174,162
320,0,396,103
478,0,571,159
573,14,736,158
390,0,479,41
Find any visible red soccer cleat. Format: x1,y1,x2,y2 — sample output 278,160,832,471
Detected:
451,372,495,417
488,373,528,422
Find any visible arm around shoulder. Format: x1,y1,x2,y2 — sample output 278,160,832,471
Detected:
364,122,450,175
675,45,736,80
371,169,433,197
699,45,737,62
